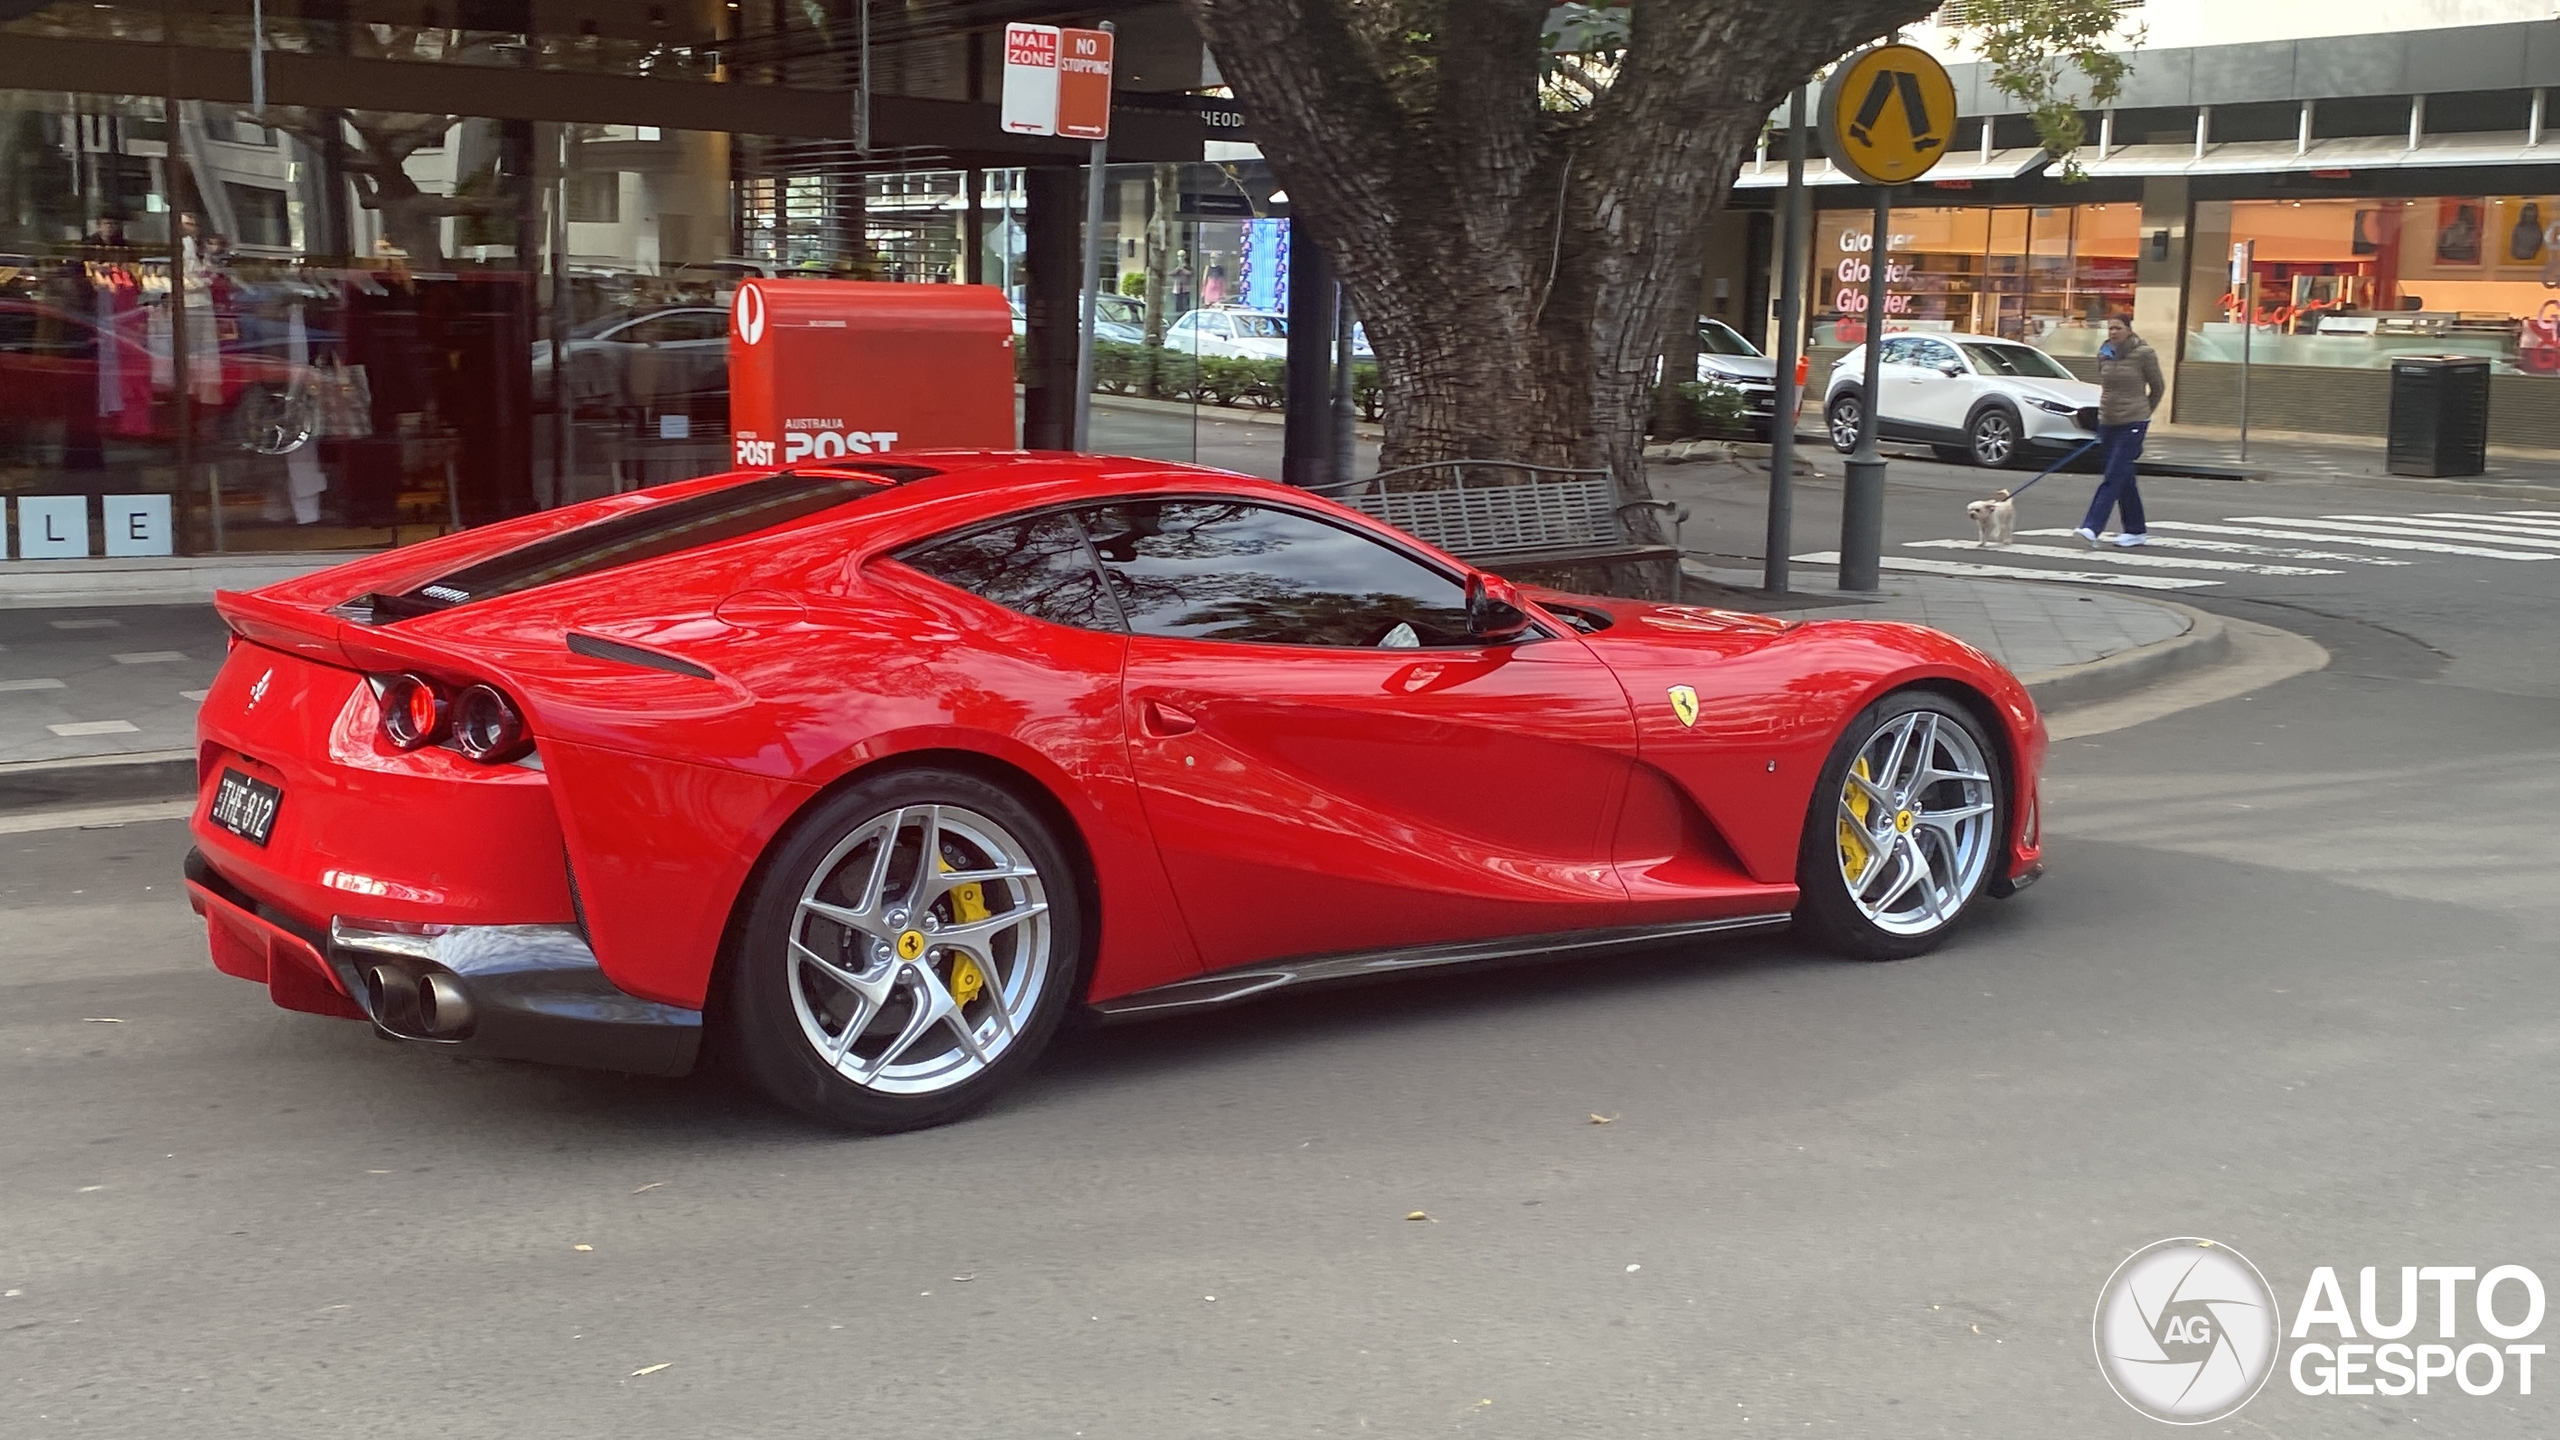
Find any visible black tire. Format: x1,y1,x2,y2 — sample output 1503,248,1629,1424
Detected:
728,767,1088,1133
1825,392,1863,454
1793,691,2007,962
1966,405,2025,469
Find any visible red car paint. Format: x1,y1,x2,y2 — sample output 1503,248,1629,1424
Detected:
188,453,2045,1037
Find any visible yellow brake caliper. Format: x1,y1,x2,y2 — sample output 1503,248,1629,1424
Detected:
1838,757,1876,883
939,856,990,1008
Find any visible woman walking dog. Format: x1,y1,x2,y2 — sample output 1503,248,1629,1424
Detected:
2076,315,2167,547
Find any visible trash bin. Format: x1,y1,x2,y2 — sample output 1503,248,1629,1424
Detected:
2386,354,2491,478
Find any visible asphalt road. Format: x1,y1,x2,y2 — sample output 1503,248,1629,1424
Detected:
5,458,2559,1436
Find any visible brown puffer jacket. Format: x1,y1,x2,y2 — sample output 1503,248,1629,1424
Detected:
2097,334,2167,425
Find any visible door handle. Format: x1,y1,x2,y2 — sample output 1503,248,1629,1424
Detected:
1141,699,1198,737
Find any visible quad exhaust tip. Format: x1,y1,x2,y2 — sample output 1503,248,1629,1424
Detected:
364,963,476,1041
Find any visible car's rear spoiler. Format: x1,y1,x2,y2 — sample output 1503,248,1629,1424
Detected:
214,587,509,680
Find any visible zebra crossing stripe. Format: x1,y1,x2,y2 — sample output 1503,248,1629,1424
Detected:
2224,516,2560,552
2017,528,2411,565
2148,521,2557,560
2402,512,2560,536
1791,552,2220,591
2493,511,2560,522
1904,539,2339,576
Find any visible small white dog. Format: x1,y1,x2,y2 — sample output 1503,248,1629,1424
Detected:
1966,491,2017,548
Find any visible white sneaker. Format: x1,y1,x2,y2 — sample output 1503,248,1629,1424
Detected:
2073,527,2099,546
2113,532,2149,547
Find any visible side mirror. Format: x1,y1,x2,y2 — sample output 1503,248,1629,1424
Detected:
1466,572,1533,644
1939,363,1964,377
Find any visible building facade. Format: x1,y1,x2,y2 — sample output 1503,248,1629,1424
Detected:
0,0,1246,560
1731,3,2560,447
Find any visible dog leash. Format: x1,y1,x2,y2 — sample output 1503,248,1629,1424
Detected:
1997,437,2104,498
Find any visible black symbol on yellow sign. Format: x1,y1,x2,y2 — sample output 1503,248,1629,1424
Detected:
1847,69,1942,154
1818,43,1958,187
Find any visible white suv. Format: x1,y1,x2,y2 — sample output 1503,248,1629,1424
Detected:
1823,332,2102,468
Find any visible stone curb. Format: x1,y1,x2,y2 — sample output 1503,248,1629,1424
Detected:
0,749,197,815
2016,598,2231,713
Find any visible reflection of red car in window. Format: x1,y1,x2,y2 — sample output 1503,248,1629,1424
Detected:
187,455,2046,1132
0,297,301,438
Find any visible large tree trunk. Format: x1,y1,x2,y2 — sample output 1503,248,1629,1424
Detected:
1183,0,1935,521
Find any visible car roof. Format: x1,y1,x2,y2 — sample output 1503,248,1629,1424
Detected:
1877,332,2037,346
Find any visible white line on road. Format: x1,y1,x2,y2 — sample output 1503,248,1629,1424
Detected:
2017,529,2411,564
2494,511,2560,521
46,720,140,737
2224,516,2560,552
47,619,120,631
1905,539,2339,575
1791,552,2220,590
0,678,69,692
2421,512,2560,531
2372,513,2560,540
110,651,189,665
180,689,209,702
0,799,196,835
2148,521,2557,560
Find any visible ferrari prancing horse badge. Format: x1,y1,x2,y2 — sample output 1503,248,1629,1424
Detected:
1667,685,1700,727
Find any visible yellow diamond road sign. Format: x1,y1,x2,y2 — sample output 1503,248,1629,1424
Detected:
1819,42,1958,187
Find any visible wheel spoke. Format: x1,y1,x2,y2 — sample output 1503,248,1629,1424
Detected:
900,806,943,913
1907,836,1949,922
1872,717,1919,798
855,809,903,912
800,896,892,944
942,937,1018,1039
934,901,1049,949
1845,770,1893,810
872,963,960,1074
1916,800,1993,839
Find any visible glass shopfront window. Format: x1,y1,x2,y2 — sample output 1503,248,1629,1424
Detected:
1810,203,2138,356
2184,196,2560,376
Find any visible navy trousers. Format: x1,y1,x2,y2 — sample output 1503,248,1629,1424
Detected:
2081,421,2149,535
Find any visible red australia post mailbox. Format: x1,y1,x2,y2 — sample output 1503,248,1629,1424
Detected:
727,280,1015,468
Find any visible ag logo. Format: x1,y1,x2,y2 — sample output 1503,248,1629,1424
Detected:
1666,685,1700,728
733,282,767,346
895,929,927,962
246,667,274,710
2095,1238,2282,1424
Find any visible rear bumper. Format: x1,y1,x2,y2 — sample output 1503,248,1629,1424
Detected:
186,849,700,1077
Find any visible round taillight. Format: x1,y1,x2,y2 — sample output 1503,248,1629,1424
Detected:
451,684,532,764
380,674,446,750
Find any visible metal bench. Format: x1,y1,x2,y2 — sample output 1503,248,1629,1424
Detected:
1310,460,1688,599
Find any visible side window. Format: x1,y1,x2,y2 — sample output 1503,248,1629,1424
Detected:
896,512,1122,633
1878,336,1918,365
1077,500,1476,649
1165,313,1195,340
1912,340,1958,371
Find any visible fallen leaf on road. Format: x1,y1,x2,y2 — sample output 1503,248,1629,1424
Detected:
630,1363,670,1377
1625,1264,1641,1273
951,1274,976,1282
1589,1113,1617,1124
1405,1211,1435,1222
574,1245,593,1252
83,1018,123,1024
631,1182,665,1194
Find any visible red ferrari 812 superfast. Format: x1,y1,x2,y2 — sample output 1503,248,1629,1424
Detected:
187,454,2045,1132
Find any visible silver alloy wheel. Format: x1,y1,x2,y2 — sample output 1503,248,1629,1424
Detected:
1829,395,1862,451
786,804,1052,1096
1971,409,2017,466
1835,710,1997,937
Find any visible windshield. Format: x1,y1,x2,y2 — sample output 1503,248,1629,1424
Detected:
1959,342,2076,380
1698,319,1762,358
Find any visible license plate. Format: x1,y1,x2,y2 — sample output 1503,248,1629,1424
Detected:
209,769,282,847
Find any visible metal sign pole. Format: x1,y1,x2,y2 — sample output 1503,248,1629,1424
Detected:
1764,86,1809,595
2232,238,2254,462
1839,186,1891,591
1069,20,1114,452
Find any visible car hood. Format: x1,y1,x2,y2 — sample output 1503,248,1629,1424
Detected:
2009,376,2102,408
1695,354,1776,384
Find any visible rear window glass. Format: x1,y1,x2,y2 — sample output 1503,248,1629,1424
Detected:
374,473,891,617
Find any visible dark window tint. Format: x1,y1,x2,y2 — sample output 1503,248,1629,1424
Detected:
1078,501,1473,648
380,473,889,617
898,513,1121,632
